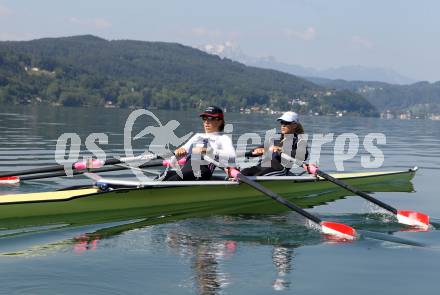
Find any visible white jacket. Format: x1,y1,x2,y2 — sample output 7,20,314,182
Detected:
182,132,236,166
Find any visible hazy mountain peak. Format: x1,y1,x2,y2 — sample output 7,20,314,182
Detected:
319,65,415,85
198,43,416,85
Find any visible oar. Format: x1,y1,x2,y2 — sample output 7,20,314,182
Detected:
0,153,173,184
279,153,430,230
237,173,357,240
0,158,120,178
16,159,166,181
0,153,174,178
199,153,356,240
313,168,430,230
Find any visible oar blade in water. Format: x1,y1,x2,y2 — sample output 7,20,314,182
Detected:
320,221,357,241
397,210,430,230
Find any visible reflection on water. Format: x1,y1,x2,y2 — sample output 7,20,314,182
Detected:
73,234,100,254
0,209,435,294
272,246,294,291
163,217,300,294
165,224,235,294
69,216,305,294
192,242,231,293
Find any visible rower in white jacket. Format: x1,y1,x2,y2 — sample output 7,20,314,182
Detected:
163,106,236,180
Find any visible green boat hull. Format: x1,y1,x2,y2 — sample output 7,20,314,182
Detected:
0,170,416,230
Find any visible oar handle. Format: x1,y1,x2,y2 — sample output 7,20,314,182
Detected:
316,170,398,215
104,158,122,165
237,174,322,225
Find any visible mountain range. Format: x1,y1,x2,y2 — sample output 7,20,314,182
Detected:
199,42,415,85
0,35,377,116
308,78,440,116
199,42,440,117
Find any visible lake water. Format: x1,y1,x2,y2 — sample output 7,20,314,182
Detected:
0,105,440,294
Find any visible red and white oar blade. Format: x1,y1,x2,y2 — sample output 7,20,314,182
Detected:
320,221,357,241
0,176,20,185
397,210,430,230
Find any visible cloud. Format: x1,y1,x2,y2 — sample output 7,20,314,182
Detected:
0,4,12,17
196,41,250,62
351,35,373,49
202,41,235,54
191,27,222,38
68,17,111,29
284,26,317,41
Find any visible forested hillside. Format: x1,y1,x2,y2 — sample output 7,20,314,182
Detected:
308,77,440,116
0,35,377,116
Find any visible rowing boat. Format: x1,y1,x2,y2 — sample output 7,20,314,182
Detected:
0,168,417,229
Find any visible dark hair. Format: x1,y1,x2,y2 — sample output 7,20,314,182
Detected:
295,122,304,134
219,119,225,132
280,122,305,136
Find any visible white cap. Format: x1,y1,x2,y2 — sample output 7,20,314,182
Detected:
277,111,299,123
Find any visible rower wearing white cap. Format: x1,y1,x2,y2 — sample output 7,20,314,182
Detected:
240,111,308,176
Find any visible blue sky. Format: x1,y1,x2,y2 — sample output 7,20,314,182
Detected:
0,0,438,81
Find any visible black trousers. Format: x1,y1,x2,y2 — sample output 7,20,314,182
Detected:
240,159,287,176
162,159,214,181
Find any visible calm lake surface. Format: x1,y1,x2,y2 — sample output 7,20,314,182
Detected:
0,105,440,294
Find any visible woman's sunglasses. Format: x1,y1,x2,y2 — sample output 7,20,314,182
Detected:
201,116,220,122
279,120,296,125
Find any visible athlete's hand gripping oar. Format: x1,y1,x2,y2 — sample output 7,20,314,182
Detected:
237,173,357,240
276,152,430,230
